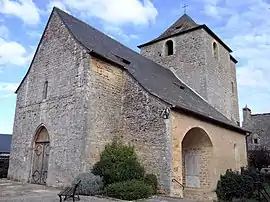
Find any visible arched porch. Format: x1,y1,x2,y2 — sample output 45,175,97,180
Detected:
181,127,213,193
171,126,214,200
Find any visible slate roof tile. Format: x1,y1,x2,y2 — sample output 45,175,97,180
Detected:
0,134,12,153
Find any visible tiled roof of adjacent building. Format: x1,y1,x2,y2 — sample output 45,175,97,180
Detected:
15,7,248,134
0,134,12,153
250,113,270,134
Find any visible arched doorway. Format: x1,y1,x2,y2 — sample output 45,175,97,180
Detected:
182,127,213,189
31,127,50,185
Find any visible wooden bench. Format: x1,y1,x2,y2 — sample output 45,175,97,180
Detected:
58,180,81,202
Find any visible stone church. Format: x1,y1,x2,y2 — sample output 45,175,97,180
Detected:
8,7,248,201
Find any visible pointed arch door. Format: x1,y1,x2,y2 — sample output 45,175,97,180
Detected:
31,127,50,185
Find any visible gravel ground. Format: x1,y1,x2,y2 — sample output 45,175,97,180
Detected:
0,179,196,202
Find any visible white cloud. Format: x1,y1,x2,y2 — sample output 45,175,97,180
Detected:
46,0,69,14
0,82,18,93
203,4,231,18
103,25,139,41
0,38,33,66
0,0,40,25
59,0,158,26
27,30,42,39
0,82,18,99
0,25,8,39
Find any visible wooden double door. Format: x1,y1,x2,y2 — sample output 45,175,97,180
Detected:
31,127,50,185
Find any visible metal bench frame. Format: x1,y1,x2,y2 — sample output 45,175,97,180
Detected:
58,180,81,202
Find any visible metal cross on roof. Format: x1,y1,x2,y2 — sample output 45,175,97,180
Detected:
183,4,188,14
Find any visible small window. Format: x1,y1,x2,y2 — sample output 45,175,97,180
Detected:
165,40,174,56
213,42,218,60
231,82,234,93
43,81,48,99
254,138,258,144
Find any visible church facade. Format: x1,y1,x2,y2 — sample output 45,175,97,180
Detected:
8,8,248,201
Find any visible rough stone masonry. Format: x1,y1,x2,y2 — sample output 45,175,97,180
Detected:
8,7,248,201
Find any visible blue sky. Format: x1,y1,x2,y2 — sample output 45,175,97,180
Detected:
0,0,270,134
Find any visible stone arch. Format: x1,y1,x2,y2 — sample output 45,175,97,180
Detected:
31,126,50,185
165,40,174,56
182,127,213,190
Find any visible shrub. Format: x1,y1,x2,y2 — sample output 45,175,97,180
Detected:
144,174,158,193
264,172,270,183
248,149,270,171
216,170,255,201
105,180,154,200
241,167,265,183
92,141,145,185
72,172,103,196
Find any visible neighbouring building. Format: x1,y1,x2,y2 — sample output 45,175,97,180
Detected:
0,134,12,157
8,7,248,201
242,106,270,151
0,134,12,178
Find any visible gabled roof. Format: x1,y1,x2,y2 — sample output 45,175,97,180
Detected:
0,134,12,153
248,113,270,137
16,7,248,134
156,14,199,41
138,14,232,53
54,8,247,133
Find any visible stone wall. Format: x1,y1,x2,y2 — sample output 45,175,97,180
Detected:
8,10,89,187
202,30,240,124
140,29,208,100
120,72,172,192
230,60,240,124
83,57,125,169
88,57,172,192
140,28,240,124
171,111,247,201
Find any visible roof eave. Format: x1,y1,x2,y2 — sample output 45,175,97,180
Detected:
138,25,233,53
230,55,238,64
88,51,128,70
138,26,202,48
172,106,250,135
201,25,233,53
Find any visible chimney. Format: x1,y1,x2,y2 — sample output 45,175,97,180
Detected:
242,105,252,128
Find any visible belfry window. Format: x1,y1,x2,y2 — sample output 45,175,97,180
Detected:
43,81,48,99
213,42,218,60
165,40,174,56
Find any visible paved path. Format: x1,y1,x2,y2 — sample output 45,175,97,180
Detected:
0,179,196,202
